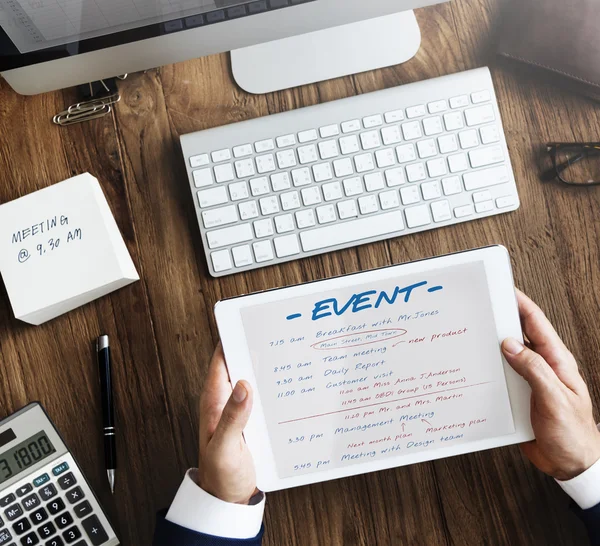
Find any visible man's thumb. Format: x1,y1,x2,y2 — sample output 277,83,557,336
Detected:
212,381,253,446
501,337,559,394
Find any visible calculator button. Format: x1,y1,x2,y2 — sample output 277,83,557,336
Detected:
5,506,23,522
57,476,76,492
20,532,38,545
21,495,40,512
72,503,91,520
13,518,31,535
15,488,32,499
81,516,108,546
0,528,11,544
37,524,55,540
32,475,49,489
71,542,85,546
54,514,72,530
0,515,3,528
64,490,82,507
0,496,15,509
29,509,47,525
46,501,64,517
61,527,80,544
38,487,56,503
51,464,69,478
45,538,63,546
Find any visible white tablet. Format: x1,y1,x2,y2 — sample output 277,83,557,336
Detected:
215,246,534,492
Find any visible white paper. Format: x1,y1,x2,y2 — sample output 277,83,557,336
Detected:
0,173,138,325
240,261,515,479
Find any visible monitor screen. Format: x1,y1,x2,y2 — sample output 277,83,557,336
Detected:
0,0,313,71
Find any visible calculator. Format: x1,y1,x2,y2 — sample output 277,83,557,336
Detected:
0,403,119,546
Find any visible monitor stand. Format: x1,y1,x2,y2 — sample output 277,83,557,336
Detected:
231,11,421,95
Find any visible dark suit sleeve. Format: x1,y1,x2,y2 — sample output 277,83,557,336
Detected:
573,503,600,546
153,510,264,546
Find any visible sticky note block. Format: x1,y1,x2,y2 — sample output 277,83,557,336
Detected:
0,173,139,325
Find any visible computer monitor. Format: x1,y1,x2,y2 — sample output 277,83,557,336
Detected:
0,0,445,96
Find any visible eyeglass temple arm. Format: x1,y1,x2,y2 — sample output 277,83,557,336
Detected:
541,152,586,182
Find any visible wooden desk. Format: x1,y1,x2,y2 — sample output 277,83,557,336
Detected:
1,0,599,544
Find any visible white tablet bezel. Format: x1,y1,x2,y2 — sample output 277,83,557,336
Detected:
215,245,534,492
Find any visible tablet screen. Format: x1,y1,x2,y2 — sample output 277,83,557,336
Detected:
240,260,515,479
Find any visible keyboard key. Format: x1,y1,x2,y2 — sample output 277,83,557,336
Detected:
280,191,301,211
375,149,396,169
448,153,469,173
319,124,339,138
465,104,495,126
276,134,296,148
459,129,479,149
20,531,38,545
274,235,300,258
229,181,250,201
259,196,280,215
343,178,363,197
312,163,333,182
252,240,274,263
381,126,402,146
431,200,452,222
214,163,235,183
46,500,65,516
358,195,379,214
64,488,83,506
29,508,47,525
337,200,358,220
450,95,469,109
16,487,32,499
395,144,416,164
401,121,422,141
360,131,381,151
295,210,316,229
385,167,405,187
211,149,231,163
405,205,432,228
190,154,209,168
62,526,81,543
316,205,337,224
463,165,510,191
421,181,441,201
444,112,464,131
400,186,421,206
234,159,256,178
471,90,491,104
363,115,383,128
37,522,55,539
423,116,443,136
384,110,405,123
455,204,474,218
233,144,253,158
255,139,274,153
333,158,354,178
475,201,495,214
438,134,458,154
339,136,360,155
417,139,437,159
473,190,492,203
13,517,31,534
298,130,318,143
428,100,448,114
193,168,213,188
5,505,23,521
469,145,504,168
291,168,312,187
249,177,270,196
254,218,274,238
32,475,50,488
256,154,276,174
207,223,253,249
406,105,426,118
197,187,228,208
0,495,15,509
379,190,400,210
22,494,40,511
274,214,295,234
354,154,374,173
341,120,361,133
442,176,462,195
322,182,342,202
480,125,500,144
39,485,57,502
496,195,517,209
232,245,254,267
427,158,448,178
81,515,109,546
405,163,426,183
298,145,318,164
211,249,232,273
54,514,72,530
364,173,385,192
0,528,11,545
276,149,297,169
202,205,238,229
300,210,404,252
318,140,339,160
248,0,268,13
270,172,291,192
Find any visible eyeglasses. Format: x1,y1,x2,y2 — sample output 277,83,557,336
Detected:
542,143,600,186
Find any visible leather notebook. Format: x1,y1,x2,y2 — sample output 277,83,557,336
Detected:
497,0,600,101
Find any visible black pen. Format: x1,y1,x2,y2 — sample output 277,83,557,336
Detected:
97,335,116,494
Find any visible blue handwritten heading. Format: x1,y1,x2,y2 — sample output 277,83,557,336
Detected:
285,280,443,322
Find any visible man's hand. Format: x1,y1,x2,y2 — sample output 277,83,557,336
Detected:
197,343,258,504
502,290,600,481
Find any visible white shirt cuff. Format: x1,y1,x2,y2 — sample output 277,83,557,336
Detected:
165,469,265,539
556,457,600,510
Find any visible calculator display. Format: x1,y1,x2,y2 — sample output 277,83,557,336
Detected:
0,431,56,485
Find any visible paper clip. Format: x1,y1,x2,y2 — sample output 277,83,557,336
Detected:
53,77,125,126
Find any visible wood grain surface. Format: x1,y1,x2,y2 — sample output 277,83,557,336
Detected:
1,0,599,544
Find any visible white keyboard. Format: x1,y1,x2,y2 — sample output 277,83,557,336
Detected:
181,67,519,277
